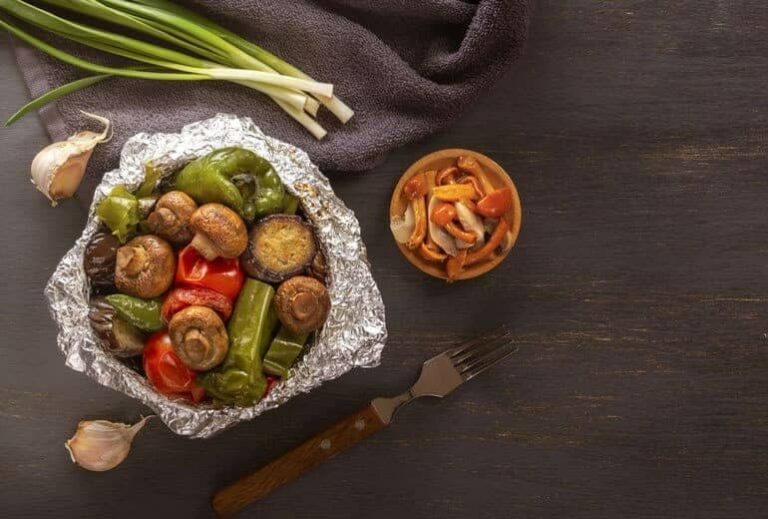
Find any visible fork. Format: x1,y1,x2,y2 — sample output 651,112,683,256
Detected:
212,328,517,518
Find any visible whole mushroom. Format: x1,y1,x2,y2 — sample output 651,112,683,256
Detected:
274,276,331,334
115,235,175,298
189,203,248,261
168,305,229,371
146,191,197,246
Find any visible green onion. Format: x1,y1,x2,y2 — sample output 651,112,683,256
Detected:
5,74,109,126
0,15,206,81
1,0,353,137
131,0,354,123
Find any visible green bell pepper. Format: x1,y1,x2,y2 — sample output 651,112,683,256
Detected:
173,147,288,221
198,279,278,406
136,161,162,198
263,327,308,378
105,294,163,332
95,186,139,243
282,194,300,215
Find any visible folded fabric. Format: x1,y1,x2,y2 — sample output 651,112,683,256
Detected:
10,0,532,202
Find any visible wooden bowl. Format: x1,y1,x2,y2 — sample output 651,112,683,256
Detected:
389,149,522,281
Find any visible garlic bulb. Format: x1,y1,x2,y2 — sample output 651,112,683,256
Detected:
31,111,112,206
65,416,150,472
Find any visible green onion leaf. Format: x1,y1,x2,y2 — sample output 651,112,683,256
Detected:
5,73,110,126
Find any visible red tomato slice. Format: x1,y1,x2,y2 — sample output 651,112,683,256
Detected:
143,331,205,403
176,245,244,301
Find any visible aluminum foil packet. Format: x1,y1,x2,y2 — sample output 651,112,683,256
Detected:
45,114,387,438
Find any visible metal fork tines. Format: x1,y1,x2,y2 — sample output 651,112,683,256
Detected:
371,328,517,424
448,328,517,380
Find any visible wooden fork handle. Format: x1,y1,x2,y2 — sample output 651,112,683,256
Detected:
212,403,387,518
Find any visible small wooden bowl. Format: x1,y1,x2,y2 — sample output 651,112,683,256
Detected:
389,149,522,281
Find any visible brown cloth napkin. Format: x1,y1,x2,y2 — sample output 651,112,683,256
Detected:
10,0,532,202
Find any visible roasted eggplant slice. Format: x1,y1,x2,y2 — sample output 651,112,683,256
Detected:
89,297,146,358
83,232,120,288
241,215,317,283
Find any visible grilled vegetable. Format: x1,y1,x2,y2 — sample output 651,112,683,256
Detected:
174,148,287,220
274,276,330,334
161,287,233,322
197,279,278,406
83,232,120,289
169,306,229,371
89,297,145,358
115,235,176,298
308,251,328,281
263,327,309,378
95,186,139,243
175,245,244,300
241,214,317,283
188,203,248,260
146,191,197,246
105,294,164,332
143,331,206,402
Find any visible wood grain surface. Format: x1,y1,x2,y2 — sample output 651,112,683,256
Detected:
213,404,387,518
2,2,768,518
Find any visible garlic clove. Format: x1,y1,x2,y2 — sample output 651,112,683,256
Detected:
31,111,112,206
65,416,150,472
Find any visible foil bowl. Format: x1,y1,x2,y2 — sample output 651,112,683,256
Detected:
45,114,387,438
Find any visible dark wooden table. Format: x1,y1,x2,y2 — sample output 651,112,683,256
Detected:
3,2,768,518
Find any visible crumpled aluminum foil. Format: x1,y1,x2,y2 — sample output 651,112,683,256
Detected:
45,114,387,438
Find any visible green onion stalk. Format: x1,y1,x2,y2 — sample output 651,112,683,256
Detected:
0,0,354,138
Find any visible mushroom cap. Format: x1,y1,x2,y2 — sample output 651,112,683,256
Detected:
274,276,330,334
147,191,197,246
115,235,175,298
189,203,248,260
168,305,229,371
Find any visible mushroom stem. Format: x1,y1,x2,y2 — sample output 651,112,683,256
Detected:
183,329,209,365
116,245,148,277
191,232,220,261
